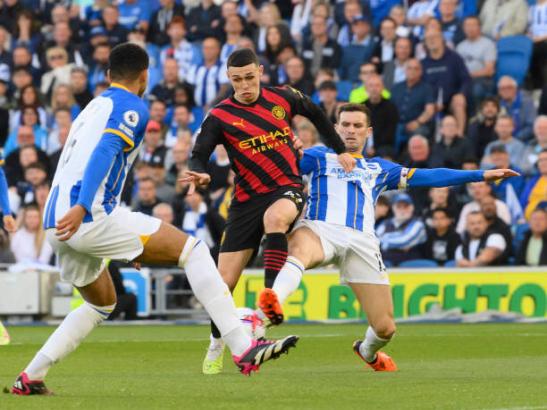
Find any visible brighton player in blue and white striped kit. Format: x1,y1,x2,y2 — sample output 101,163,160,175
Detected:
12,43,298,396
258,103,519,371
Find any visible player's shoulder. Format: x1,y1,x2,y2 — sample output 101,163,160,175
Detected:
210,96,232,112
368,156,402,171
267,85,303,100
304,145,331,159
102,87,149,129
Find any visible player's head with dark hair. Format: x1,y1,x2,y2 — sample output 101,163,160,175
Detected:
336,103,372,154
227,48,259,68
226,48,263,104
108,42,149,96
338,103,371,126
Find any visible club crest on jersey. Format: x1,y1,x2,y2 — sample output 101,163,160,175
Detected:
123,110,139,127
272,105,286,120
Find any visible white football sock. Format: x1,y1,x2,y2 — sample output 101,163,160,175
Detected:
359,326,390,363
179,237,251,356
273,256,304,304
25,302,115,380
206,334,225,361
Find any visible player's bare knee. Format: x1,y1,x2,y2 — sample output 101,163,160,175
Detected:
287,242,307,264
263,209,290,233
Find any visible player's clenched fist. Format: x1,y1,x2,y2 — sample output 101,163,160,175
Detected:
55,204,87,241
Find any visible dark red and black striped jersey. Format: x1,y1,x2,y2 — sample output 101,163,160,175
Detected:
190,85,346,203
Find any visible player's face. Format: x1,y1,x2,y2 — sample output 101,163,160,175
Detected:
336,111,371,153
228,63,263,104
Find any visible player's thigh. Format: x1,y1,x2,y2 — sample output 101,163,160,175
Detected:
287,227,325,268
136,222,190,265
263,187,305,233
52,231,104,287
349,283,396,338
50,233,116,306
66,209,161,264
217,249,254,290
220,200,265,255
263,198,298,233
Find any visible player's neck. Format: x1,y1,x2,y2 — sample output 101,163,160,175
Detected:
346,149,364,158
111,81,140,96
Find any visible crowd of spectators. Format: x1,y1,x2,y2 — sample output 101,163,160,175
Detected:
0,0,544,272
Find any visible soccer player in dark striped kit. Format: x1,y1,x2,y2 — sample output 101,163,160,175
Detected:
183,48,355,374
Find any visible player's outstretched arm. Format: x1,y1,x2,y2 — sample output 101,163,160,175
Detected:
0,166,15,232
56,134,126,241
282,87,355,171
406,167,520,188
189,114,222,175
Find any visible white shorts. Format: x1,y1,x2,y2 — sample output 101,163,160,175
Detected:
296,219,390,285
46,207,162,287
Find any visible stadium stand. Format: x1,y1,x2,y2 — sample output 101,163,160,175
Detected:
0,0,544,318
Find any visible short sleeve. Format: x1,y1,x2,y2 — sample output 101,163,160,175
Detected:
484,40,497,62
300,146,328,175
103,99,148,152
486,233,506,251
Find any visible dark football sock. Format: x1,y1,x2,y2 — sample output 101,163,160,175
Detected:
263,232,288,288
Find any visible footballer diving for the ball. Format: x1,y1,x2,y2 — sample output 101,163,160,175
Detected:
258,103,519,371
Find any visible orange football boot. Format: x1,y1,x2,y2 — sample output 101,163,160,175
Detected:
352,341,398,372
257,288,284,326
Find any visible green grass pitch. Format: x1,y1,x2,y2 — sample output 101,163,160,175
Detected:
1,323,546,410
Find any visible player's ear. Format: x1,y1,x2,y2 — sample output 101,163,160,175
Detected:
258,64,264,76
106,69,111,83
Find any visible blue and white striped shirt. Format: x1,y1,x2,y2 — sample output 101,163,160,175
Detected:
187,60,228,107
301,146,404,233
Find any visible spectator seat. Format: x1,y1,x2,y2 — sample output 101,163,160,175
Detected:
496,36,533,85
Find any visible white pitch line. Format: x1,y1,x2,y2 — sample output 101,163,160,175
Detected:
478,406,547,410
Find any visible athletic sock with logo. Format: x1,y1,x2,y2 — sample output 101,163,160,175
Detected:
263,232,288,288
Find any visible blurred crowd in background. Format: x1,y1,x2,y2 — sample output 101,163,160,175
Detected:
0,0,544,272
